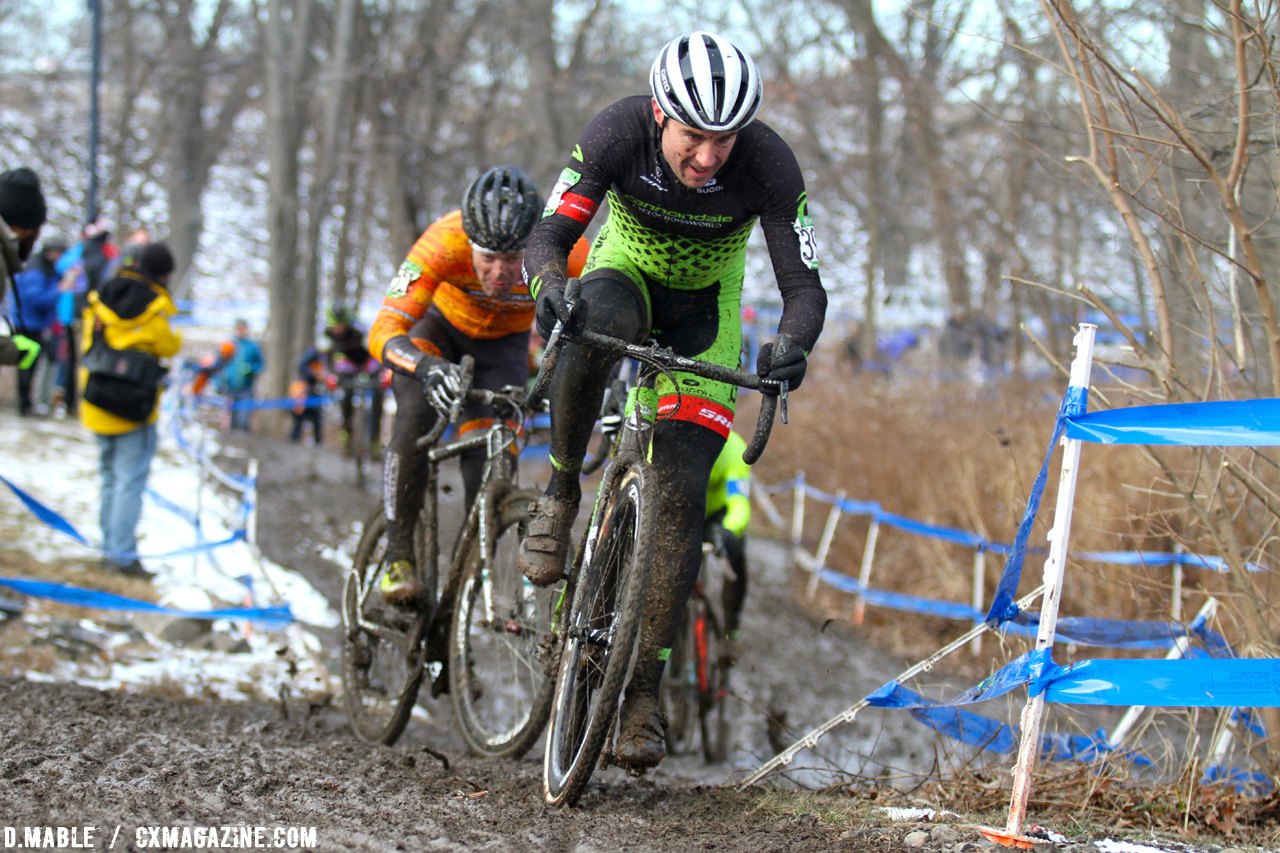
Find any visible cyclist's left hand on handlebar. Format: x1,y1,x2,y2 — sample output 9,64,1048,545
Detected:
756,338,807,394
415,357,464,410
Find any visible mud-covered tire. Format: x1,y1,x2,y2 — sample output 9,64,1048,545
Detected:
698,605,732,764
543,464,655,806
661,605,698,756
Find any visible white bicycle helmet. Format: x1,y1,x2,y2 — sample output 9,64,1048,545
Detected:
649,31,762,133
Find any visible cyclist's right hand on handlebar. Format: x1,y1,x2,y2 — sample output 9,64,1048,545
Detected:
415,357,464,410
534,280,568,340
756,337,807,394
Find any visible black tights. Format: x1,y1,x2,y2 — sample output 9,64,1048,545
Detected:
383,373,486,561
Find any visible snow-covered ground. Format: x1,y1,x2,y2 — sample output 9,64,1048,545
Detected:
0,397,338,704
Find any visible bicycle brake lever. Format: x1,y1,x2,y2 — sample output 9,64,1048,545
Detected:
779,380,789,424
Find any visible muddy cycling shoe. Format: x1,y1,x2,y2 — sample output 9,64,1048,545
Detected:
614,695,668,770
517,496,577,587
379,559,426,607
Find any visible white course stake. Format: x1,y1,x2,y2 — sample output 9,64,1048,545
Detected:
991,323,1096,845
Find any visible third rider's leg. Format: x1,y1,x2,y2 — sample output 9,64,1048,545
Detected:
380,372,437,604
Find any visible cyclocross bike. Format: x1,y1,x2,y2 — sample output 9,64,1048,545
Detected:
340,359,555,758
660,536,734,764
535,281,787,806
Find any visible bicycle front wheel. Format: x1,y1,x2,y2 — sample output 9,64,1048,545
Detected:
450,489,556,758
544,464,656,806
340,508,427,744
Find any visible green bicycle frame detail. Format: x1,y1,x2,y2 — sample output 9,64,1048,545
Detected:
625,385,660,465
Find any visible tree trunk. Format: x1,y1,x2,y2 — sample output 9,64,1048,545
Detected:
262,0,316,402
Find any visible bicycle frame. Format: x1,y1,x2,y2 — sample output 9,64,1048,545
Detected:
347,375,525,649
426,415,521,627
341,352,559,752
411,380,526,638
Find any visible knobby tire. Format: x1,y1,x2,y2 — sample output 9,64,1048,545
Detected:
543,464,655,806
697,601,732,764
661,601,698,756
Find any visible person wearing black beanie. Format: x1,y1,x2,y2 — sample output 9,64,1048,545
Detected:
136,243,176,282
1,166,49,367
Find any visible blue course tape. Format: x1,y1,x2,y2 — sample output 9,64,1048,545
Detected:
913,648,1280,709
1202,764,1274,796
1065,398,1280,446
985,386,1086,624
1,474,246,561
0,577,293,628
819,568,984,621
1,476,90,545
868,681,1150,766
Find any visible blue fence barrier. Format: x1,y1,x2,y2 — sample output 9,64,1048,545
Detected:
0,396,293,627
744,329,1279,800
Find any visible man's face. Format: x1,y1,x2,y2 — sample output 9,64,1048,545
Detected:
472,247,524,298
652,100,739,189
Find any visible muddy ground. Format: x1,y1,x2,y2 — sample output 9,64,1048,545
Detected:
0,422,1266,852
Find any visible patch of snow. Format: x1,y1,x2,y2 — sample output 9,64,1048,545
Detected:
0,399,341,704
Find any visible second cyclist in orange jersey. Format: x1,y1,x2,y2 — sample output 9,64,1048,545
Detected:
367,165,588,606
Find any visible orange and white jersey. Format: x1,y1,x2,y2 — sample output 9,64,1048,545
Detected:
368,210,588,361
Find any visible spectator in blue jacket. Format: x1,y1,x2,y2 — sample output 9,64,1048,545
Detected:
10,236,67,415
214,318,265,432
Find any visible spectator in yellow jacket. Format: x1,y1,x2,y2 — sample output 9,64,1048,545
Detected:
79,243,181,578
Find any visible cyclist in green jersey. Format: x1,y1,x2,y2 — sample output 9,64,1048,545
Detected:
521,31,827,770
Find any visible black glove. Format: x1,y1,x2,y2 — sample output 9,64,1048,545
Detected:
756,337,807,395
414,357,463,411
534,279,569,340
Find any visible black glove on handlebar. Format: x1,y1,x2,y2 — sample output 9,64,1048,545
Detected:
415,356,464,411
756,338,807,394
534,280,568,340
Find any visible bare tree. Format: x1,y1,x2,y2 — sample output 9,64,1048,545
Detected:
260,0,317,400
1037,0,1280,775
154,0,261,292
